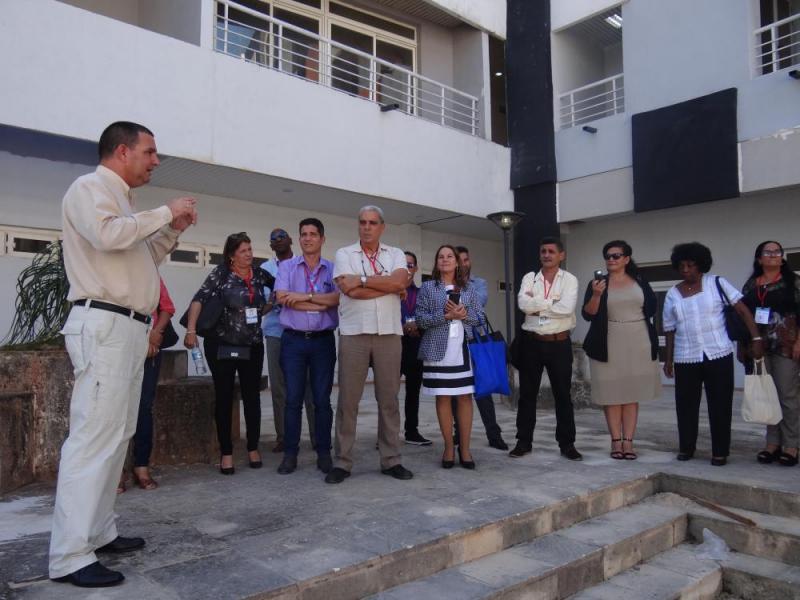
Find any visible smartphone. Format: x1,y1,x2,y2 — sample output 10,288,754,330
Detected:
448,291,461,304
594,270,604,281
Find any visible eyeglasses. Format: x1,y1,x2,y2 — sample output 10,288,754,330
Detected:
761,249,784,257
406,263,416,269
270,232,288,242
605,252,626,260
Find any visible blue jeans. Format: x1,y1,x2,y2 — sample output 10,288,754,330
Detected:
280,331,336,456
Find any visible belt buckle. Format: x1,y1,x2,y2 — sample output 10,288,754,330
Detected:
304,331,313,339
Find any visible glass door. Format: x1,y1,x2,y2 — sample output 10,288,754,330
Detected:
375,40,413,113
273,7,320,81
330,24,373,98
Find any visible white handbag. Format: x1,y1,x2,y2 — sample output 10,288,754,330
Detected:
742,358,783,425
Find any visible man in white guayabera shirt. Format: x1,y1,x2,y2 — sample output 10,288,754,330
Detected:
50,122,197,588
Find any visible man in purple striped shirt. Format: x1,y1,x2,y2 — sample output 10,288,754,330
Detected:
274,218,339,475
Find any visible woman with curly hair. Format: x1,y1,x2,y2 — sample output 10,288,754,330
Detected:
740,241,800,467
662,242,762,466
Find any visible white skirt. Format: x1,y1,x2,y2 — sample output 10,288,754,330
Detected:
422,321,475,397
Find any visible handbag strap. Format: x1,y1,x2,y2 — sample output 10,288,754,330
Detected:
715,276,732,307
753,357,767,375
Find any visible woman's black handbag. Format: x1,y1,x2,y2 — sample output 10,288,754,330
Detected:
715,276,750,342
179,295,224,338
160,320,179,349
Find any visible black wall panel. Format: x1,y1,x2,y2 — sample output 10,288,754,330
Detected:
632,88,739,212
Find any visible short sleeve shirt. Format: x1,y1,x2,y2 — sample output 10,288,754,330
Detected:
333,242,407,336
260,258,283,338
662,274,742,363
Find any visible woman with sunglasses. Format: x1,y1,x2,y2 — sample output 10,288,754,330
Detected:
184,233,274,475
740,241,800,467
415,245,482,469
582,241,661,460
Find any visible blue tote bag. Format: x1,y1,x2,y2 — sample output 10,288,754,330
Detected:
468,324,511,397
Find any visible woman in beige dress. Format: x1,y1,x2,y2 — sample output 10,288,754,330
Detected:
582,241,661,459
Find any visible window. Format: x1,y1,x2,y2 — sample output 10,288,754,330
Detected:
757,0,800,75
329,1,415,40
786,248,800,273
4,228,60,257
168,245,204,267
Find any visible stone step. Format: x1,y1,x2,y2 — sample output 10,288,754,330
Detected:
646,492,800,566
721,551,800,599
367,500,687,600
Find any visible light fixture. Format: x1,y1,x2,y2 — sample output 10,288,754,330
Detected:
604,13,623,29
790,69,800,80
380,102,400,112
487,211,525,344
494,71,503,77
582,125,598,134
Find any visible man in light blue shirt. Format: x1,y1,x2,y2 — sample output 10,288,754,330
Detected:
262,228,314,452
453,246,508,450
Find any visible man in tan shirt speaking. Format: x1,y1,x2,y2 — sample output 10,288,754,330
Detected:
49,122,197,588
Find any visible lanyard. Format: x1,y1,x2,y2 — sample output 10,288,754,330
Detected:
542,275,555,299
362,247,381,275
240,270,255,304
755,273,781,306
303,263,322,293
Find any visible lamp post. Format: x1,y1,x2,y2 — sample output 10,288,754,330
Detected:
487,211,525,343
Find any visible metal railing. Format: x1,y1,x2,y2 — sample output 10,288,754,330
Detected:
754,12,800,76
214,0,479,135
558,73,624,129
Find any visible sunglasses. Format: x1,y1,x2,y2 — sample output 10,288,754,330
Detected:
407,263,416,269
604,252,626,260
270,232,288,241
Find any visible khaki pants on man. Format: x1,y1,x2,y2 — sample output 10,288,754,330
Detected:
49,307,149,578
334,334,402,471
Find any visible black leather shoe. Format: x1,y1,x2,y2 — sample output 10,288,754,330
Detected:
509,442,532,458
52,561,124,588
676,450,695,461
324,467,351,484
316,455,333,474
489,437,509,451
458,449,476,470
381,464,413,480
277,455,298,475
96,536,145,554
560,445,583,461
710,457,727,466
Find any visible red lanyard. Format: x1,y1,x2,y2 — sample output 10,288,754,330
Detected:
303,263,322,293
362,247,381,274
542,276,555,299
755,273,781,306
236,268,255,304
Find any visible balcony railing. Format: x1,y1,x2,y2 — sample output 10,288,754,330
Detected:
215,0,479,135
754,12,800,76
558,74,624,129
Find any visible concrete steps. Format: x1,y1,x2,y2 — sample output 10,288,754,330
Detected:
366,501,688,599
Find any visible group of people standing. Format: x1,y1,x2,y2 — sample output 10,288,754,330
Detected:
47,120,798,589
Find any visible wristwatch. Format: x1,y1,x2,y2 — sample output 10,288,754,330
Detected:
360,275,367,287
308,292,313,301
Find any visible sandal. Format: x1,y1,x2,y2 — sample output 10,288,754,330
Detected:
778,451,798,467
133,471,159,490
116,480,126,495
622,438,637,460
756,448,780,464
610,438,624,460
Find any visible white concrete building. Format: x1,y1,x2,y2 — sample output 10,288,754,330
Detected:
547,0,800,384
0,0,513,362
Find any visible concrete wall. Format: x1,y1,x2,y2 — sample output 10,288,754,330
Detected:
425,0,506,38
139,0,203,46
552,0,623,32
419,20,455,86
563,187,800,387
453,27,490,138
2,1,512,220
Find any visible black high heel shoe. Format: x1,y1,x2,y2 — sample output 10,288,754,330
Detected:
220,455,235,475
441,449,455,469
458,448,476,470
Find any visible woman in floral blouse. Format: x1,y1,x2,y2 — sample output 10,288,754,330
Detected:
741,241,800,467
184,233,274,475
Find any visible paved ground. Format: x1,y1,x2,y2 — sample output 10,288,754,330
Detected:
1,384,797,599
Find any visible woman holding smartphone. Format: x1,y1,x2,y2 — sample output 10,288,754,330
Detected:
582,240,661,460
415,245,483,469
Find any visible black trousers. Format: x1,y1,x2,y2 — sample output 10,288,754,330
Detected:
132,352,162,467
516,335,575,448
452,395,503,442
204,337,265,455
674,354,734,457
401,335,423,434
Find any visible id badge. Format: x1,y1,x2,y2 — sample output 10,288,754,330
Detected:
755,307,771,325
245,307,258,325
538,315,550,327
449,321,460,339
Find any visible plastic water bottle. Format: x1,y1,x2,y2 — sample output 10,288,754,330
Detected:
191,345,208,375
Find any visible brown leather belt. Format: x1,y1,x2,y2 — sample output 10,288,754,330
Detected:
524,330,570,342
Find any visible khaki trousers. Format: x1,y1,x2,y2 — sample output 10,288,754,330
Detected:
334,334,402,471
765,353,800,449
49,307,148,578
